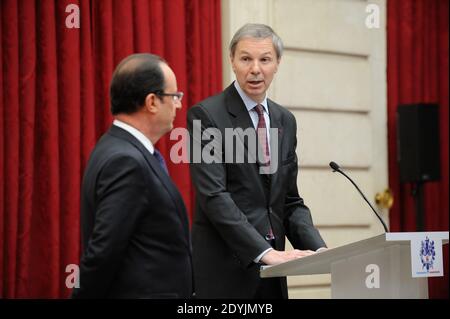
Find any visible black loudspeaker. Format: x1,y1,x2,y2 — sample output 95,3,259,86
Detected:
397,103,441,183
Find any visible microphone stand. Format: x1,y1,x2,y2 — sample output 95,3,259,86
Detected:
411,181,425,231
330,162,389,233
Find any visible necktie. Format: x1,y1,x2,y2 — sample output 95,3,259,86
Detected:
254,104,270,166
254,105,275,243
153,149,169,174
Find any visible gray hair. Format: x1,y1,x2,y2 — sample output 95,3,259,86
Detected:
229,23,283,59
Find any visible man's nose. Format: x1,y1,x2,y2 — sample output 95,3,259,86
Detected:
250,61,261,74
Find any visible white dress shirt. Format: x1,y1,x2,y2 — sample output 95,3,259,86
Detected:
113,119,155,155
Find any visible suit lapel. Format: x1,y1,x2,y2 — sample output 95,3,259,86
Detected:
268,100,284,201
108,126,190,241
225,84,259,164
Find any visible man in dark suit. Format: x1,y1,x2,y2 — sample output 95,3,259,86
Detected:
72,53,193,298
187,24,326,299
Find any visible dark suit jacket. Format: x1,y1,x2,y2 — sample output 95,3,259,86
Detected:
71,125,193,298
187,83,326,299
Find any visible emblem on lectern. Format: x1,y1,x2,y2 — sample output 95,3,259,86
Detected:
420,236,436,271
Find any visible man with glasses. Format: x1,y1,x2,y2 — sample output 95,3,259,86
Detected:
72,53,193,298
187,24,326,299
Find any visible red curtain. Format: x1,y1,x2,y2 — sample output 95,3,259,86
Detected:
387,0,449,298
0,0,222,298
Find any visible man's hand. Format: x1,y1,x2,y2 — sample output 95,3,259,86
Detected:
260,249,315,265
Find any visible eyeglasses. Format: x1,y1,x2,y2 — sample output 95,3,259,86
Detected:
153,91,184,103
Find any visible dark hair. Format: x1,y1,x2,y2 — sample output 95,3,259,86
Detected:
110,53,166,115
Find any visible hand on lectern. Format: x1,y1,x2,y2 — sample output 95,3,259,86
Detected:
260,249,316,265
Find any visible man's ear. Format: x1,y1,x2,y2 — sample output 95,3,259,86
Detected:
145,93,158,114
230,54,236,72
274,57,281,73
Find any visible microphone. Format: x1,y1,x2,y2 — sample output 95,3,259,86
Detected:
329,161,389,233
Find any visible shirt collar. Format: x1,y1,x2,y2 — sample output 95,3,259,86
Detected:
113,119,155,155
233,81,269,114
